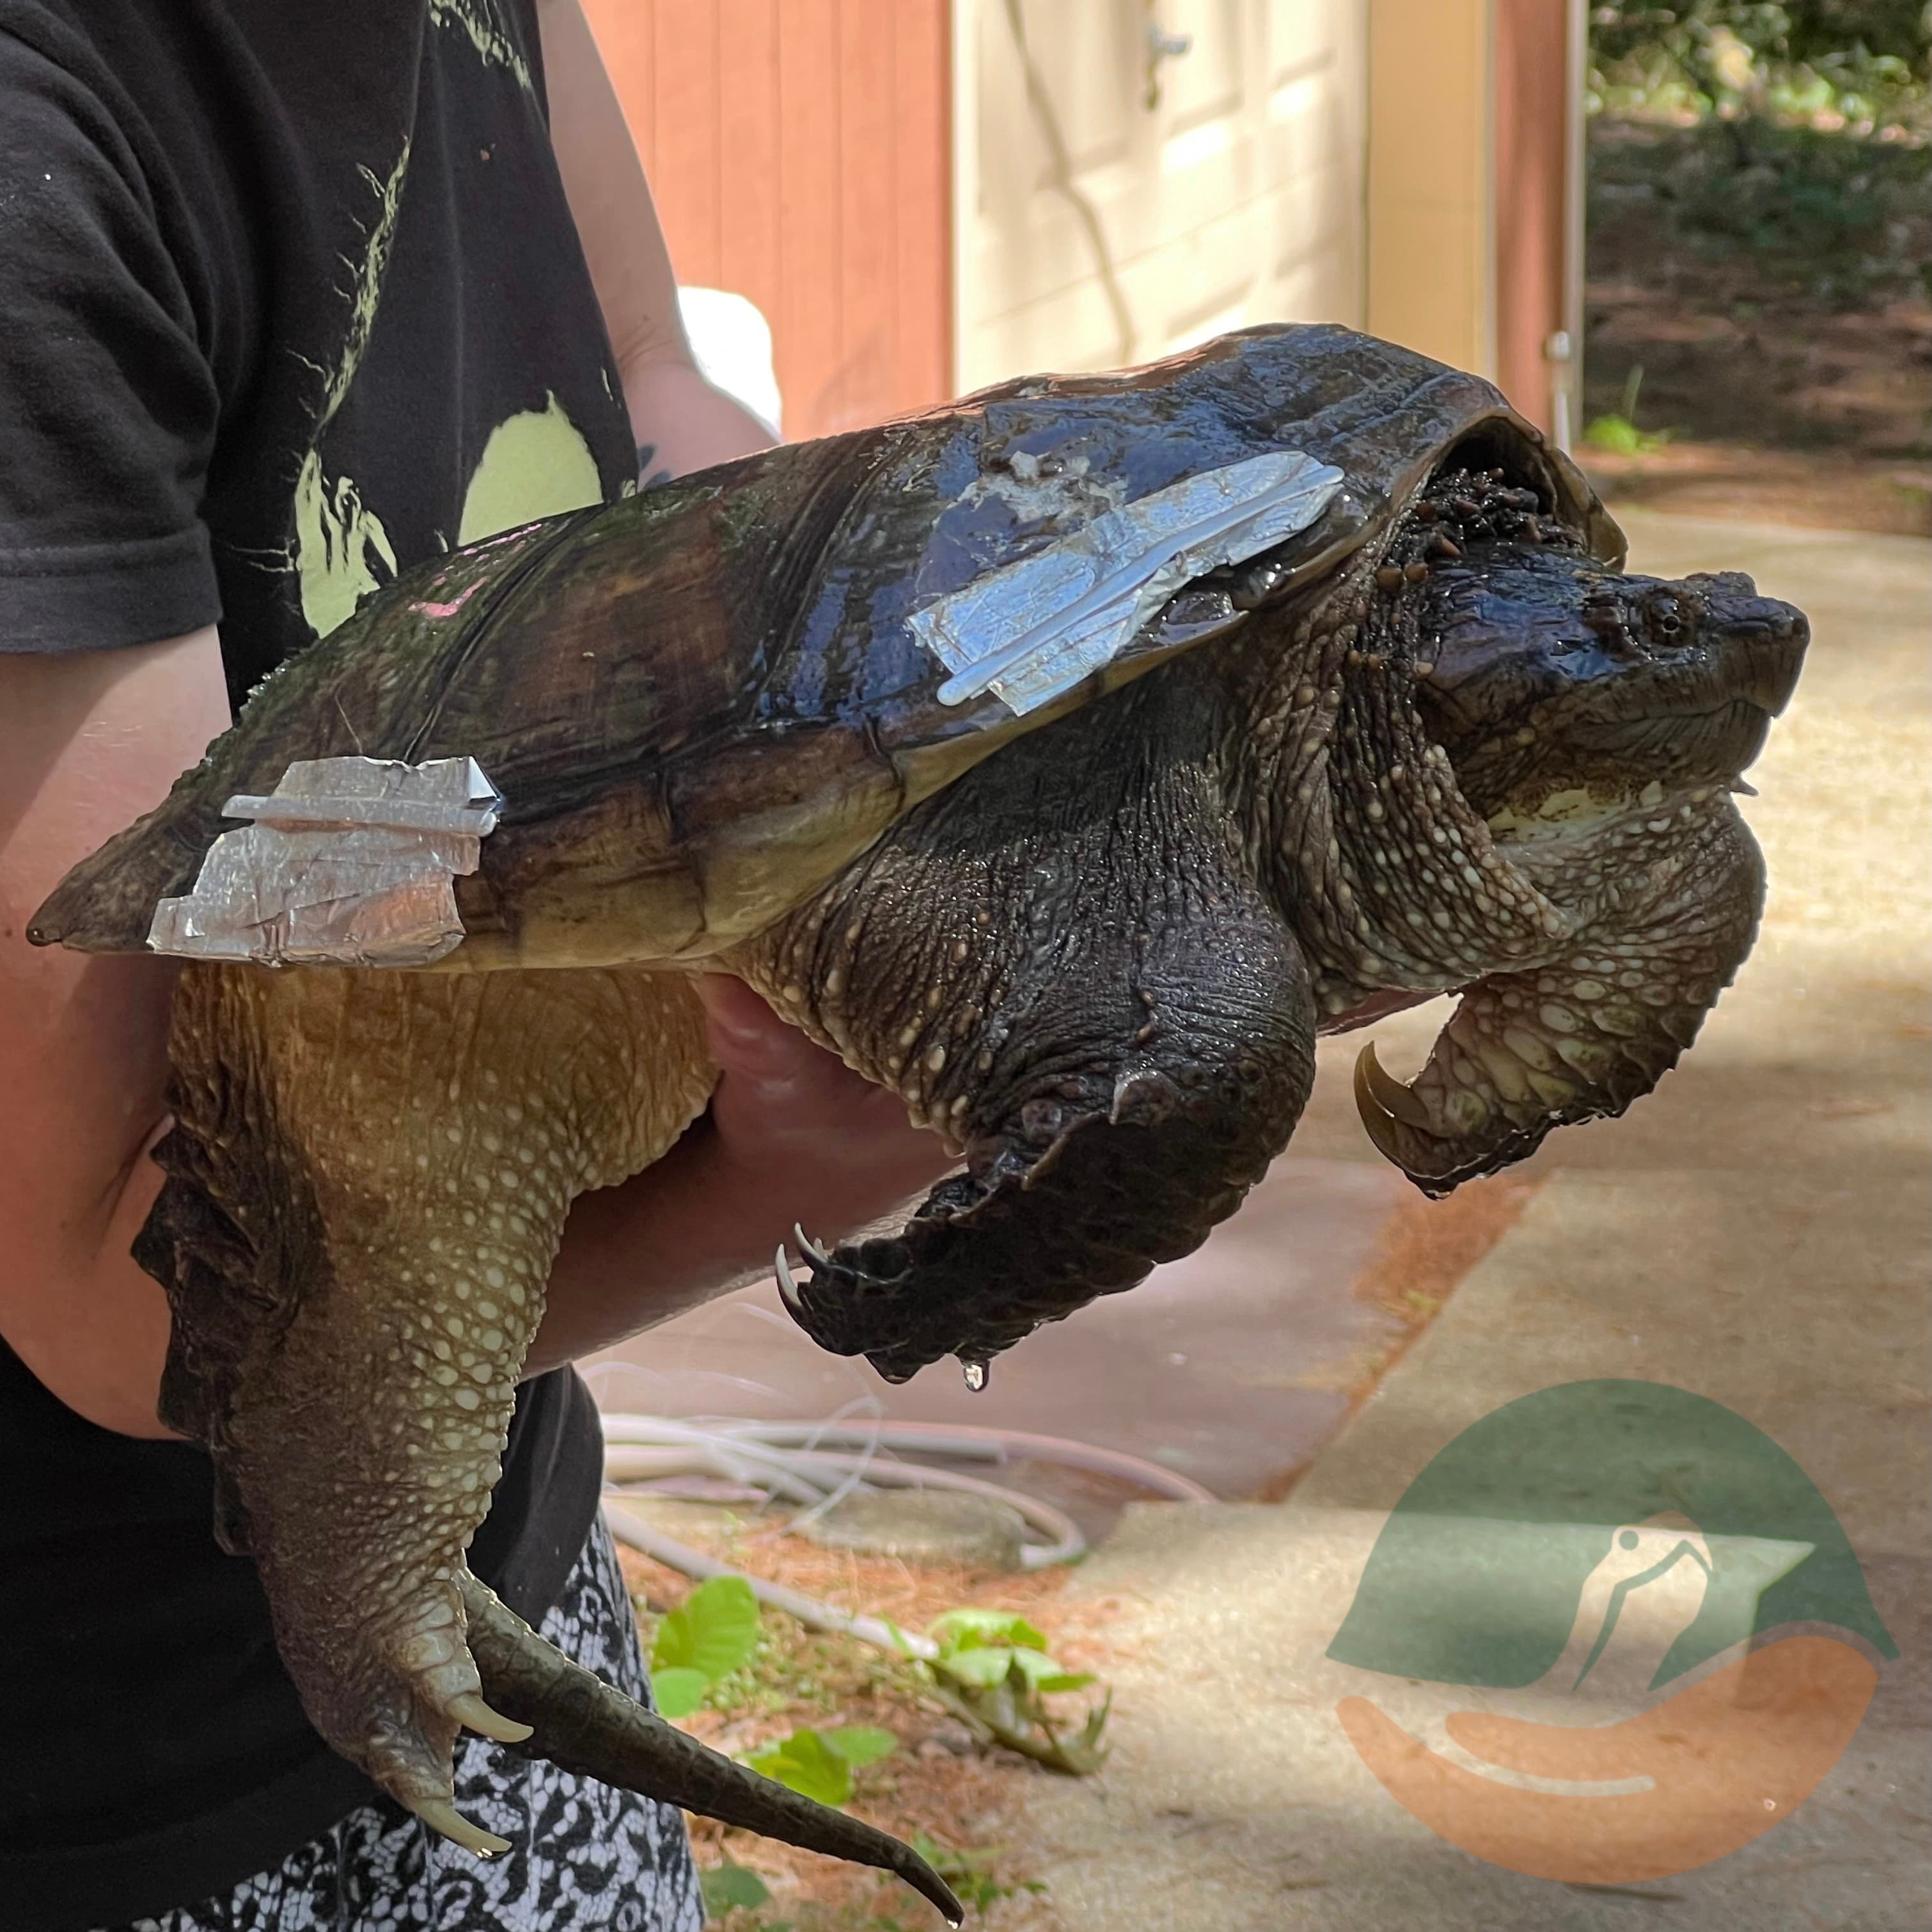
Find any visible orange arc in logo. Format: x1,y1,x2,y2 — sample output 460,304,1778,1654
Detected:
1337,1633,1877,1885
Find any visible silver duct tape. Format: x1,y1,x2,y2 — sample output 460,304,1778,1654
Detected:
146,756,503,968
910,448,1345,716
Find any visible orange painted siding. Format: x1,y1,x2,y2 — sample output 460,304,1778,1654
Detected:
582,0,953,440
1493,0,1574,437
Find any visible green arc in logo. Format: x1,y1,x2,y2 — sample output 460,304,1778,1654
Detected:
1327,1379,1894,1693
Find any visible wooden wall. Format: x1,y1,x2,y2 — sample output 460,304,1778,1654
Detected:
583,2,1580,444
1493,0,1580,441
1366,0,1494,384
581,0,953,439
1366,0,1582,442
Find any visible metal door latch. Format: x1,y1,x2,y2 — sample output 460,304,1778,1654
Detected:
1143,6,1193,110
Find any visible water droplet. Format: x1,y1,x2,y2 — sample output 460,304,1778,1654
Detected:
961,1358,989,1393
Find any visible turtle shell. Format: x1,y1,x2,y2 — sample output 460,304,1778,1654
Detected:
33,323,1621,968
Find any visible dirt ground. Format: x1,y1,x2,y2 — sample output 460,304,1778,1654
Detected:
1582,118,1931,537
620,1172,1539,1928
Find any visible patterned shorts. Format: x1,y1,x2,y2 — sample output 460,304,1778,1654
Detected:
111,1516,705,1932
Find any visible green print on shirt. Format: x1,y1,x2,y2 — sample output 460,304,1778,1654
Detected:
292,138,410,641
293,459,400,643
292,3,600,641
429,0,536,93
457,394,606,546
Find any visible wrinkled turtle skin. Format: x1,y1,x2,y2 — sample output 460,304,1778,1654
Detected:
31,324,1807,1909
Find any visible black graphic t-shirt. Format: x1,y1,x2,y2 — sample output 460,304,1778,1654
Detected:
0,0,639,696
0,3,636,1922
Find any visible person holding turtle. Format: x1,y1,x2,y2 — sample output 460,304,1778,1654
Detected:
0,4,950,1928
3,1,1818,1921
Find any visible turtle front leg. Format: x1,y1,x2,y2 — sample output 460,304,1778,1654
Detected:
740,675,1318,1382
1352,803,1766,1195
140,962,711,1849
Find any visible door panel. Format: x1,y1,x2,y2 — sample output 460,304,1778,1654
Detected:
957,0,1367,389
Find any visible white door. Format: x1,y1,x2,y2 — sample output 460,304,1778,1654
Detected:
955,0,1368,391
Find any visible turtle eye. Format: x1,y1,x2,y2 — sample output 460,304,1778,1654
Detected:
1646,593,1686,643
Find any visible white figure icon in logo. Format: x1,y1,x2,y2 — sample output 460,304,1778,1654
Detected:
1541,1512,1713,1705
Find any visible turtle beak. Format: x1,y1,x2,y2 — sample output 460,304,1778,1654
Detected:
1685,574,1808,718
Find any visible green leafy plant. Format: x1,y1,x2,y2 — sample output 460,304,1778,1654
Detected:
650,1575,762,1718
742,1723,899,1805
698,1856,772,1919
1589,108,1932,305
1583,365,1675,456
1588,1,1929,132
899,1608,1110,1775
643,1568,1108,1826
821,1724,900,1765
926,1610,1095,1695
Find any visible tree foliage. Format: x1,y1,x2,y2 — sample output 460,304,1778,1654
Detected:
1591,3,1929,73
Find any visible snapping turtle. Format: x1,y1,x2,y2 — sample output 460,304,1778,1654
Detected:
31,324,1806,1908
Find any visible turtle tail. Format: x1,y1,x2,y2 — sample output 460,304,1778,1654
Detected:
461,1575,961,1920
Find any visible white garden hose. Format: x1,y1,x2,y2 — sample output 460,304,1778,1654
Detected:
602,1508,942,1660
597,1408,1213,1650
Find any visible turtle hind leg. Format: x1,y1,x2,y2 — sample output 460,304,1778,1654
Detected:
143,961,711,1846
461,1576,963,1920
744,669,1319,1381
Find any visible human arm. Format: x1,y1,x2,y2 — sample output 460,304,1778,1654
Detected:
522,977,951,1372
535,0,773,479
0,640,948,1434
0,631,230,1438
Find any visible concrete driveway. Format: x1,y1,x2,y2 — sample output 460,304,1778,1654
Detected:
998,512,1931,1930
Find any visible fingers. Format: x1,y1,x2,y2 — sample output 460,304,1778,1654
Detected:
695,975,956,1231
693,975,874,1108
691,974,810,1083
695,974,924,1136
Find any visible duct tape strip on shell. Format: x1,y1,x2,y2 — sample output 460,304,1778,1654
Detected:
146,755,503,968
909,448,1346,716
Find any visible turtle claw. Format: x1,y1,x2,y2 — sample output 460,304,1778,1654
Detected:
1354,1041,1434,1129
1352,1042,1463,1197
448,1692,535,1745
772,1231,924,1369
1353,1046,1413,1163
1353,1038,1560,1198
774,1243,808,1321
409,1797,511,1860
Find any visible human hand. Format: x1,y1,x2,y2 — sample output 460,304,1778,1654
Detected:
693,975,957,1227
531,977,955,1370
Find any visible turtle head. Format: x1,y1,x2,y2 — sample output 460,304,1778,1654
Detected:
1411,548,1808,829
1335,540,1806,1197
